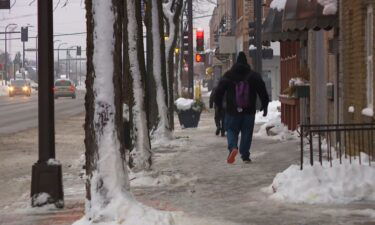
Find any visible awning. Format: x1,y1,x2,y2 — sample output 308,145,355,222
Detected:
262,8,307,42
282,0,337,32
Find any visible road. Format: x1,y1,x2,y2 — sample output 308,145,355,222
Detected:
0,92,85,134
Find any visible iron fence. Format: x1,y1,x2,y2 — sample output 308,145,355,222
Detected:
300,123,375,170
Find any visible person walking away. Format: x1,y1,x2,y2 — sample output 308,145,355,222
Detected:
209,87,225,136
214,52,269,164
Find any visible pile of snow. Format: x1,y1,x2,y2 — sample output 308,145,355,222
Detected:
255,100,280,124
47,158,61,166
175,98,195,111
317,0,337,15
73,195,176,225
270,0,287,11
348,106,355,113
264,153,375,204
76,83,86,91
32,193,51,206
203,91,211,97
249,45,257,50
0,85,8,96
289,77,307,87
362,107,374,117
254,101,297,141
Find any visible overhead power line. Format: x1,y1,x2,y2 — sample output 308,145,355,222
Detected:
0,31,86,41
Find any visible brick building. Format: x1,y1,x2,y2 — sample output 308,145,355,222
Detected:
341,0,375,123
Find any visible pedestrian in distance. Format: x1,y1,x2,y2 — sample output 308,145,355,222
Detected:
214,52,269,164
209,86,225,137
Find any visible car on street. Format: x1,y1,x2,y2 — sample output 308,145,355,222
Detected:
54,79,76,99
8,79,31,97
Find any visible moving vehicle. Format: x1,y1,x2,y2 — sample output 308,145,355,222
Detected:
54,79,76,99
8,79,31,97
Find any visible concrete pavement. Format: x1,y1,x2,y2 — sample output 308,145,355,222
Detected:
0,107,374,224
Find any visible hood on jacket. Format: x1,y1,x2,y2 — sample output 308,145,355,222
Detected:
225,63,251,82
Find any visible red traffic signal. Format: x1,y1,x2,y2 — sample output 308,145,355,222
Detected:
196,29,204,52
195,53,205,63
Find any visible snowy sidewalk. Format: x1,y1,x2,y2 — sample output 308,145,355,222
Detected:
1,107,375,224
132,109,375,225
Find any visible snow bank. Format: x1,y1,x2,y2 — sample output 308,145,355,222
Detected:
175,98,194,111
265,154,375,204
0,85,8,96
362,107,374,117
73,195,176,225
270,0,287,11
317,0,337,15
254,101,297,141
255,100,280,124
32,193,50,206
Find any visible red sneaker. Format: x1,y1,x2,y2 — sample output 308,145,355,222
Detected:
227,148,238,164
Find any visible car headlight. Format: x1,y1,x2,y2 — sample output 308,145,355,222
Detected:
9,86,14,92
22,86,29,91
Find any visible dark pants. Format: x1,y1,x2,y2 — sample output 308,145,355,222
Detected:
225,114,255,160
214,106,225,134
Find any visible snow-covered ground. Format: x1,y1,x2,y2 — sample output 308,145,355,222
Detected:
254,100,298,141
0,84,9,96
264,153,375,204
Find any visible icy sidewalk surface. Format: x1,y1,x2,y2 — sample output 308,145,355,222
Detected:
0,108,374,224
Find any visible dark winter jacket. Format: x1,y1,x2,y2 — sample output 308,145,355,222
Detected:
214,63,269,115
209,87,216,109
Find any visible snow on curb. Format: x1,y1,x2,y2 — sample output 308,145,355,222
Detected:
264,154,375,204
0,85,8,96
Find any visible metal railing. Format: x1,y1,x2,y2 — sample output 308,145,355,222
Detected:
300,123,375,170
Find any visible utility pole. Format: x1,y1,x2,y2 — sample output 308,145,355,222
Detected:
187,0,194,98
31,0,63,208
4,24,17,82
254,0,262,74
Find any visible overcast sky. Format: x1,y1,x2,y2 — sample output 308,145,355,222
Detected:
0,0,215,63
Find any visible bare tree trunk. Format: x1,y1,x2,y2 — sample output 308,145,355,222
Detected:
164,0,183,130
145,0,159,131
85,0,128,220
126,0,152,171
149,0,171,138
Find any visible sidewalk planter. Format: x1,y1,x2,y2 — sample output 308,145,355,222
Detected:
295,84,310,98
175,98,204,128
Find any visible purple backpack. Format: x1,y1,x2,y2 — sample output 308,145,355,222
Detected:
235,80,250,109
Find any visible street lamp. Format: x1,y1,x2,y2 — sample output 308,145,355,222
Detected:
4,23,17,82
57,42,67,77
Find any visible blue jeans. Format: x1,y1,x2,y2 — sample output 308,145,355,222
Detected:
225,114,255,160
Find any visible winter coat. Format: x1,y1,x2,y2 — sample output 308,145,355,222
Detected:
209,87,216,108
214,63,269,115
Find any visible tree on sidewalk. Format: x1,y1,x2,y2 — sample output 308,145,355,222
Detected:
84,0,130,220
126,0,152,171
148,0,171,139
163,0,183,130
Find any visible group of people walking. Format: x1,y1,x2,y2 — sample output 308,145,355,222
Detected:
209,52,269,164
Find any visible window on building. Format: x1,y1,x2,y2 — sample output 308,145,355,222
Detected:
366,5,374,107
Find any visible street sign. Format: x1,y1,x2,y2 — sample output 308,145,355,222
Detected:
0,0,10,9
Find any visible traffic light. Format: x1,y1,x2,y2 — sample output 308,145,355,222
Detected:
195,53,205,63
21,27,28,42
183,31,189,53
196,29,204,52
77,46,81,56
